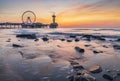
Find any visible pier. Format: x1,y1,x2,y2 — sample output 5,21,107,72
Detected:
0,10,58,29
0,22,49,29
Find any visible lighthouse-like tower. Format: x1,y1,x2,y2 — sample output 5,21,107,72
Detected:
49,14,58,28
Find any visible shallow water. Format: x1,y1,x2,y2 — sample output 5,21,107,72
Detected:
0,28,120,81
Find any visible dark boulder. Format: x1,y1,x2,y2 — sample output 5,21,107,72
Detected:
75,38,80,42
116,38,120,41
93,50,103,54
60,39,65,41
34,38,39,41
103,74,113,81
16,34,37,39
12,44,23,48
75,46,85,53
70,61,79,65
85,45,91,47
42,37,49,41
113,45,120,50
70,35,76,38
6,38,11,42
93,36,105,41
73,65,84,70
67,40,72,42
82,35,105,41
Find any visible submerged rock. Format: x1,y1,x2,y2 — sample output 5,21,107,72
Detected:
73,65,84,70
82,35,105,41
93,50,103,54
83,73,96,81
85,44,91,47
103,74,113,81
103,45,109,48
113,45,120,50
6,38,11,42
70,35,76,38
67,40,72,42
42,37,49,41
57,45,61,48
60,39,65,41
16,34,37,39
93,36,105,41
12,44,23,48
89,65,102,73
34,38,39,41
70,61,79,65
75,38,80,42
67,73,96,81
75,46,85,53
82,35,91,41
116,38,120,41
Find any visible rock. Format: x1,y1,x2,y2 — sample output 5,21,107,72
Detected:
16,34,37,39
89,65,102,73
116,38,120,41
103,45,109,48
42,37,49,41
113,45,120,50
70,35,76,38
34,38,39,41
57,45,61,48
70,61,79,65
115,70,120,76
113,74,118,78
106,69,111,73
73,65,84,70
75,38,80,42
103,74,113,81
75,46,85,53
93,36,105,41
82,35,91,41
85,45,91,47
67,73,96,81
60,39,65,41
117,72,120,76
93,50,103,54
12,44,23,48
82,35,105,41
67,40,72,42
83,73,96,81
66,75,74,81
6,38,11,42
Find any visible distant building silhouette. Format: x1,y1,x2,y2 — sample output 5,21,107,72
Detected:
50,14,58,28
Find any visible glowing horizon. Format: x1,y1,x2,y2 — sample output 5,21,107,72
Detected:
0,0,120,28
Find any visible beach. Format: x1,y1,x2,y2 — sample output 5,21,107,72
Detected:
0,28,120,81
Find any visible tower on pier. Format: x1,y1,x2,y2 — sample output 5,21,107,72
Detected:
49,14,58,28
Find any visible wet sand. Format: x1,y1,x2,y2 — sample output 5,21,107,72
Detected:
0,28,120,81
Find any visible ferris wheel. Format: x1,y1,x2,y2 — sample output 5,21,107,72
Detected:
22,11,36,24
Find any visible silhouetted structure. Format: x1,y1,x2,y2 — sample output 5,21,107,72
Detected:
0,11,58,29
49,14,58,28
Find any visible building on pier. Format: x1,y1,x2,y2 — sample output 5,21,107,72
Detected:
49,14,58,28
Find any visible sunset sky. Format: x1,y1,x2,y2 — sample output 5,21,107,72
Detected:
0,0,120,28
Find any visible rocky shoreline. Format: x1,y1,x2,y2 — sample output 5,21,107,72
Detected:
0,28,120,81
